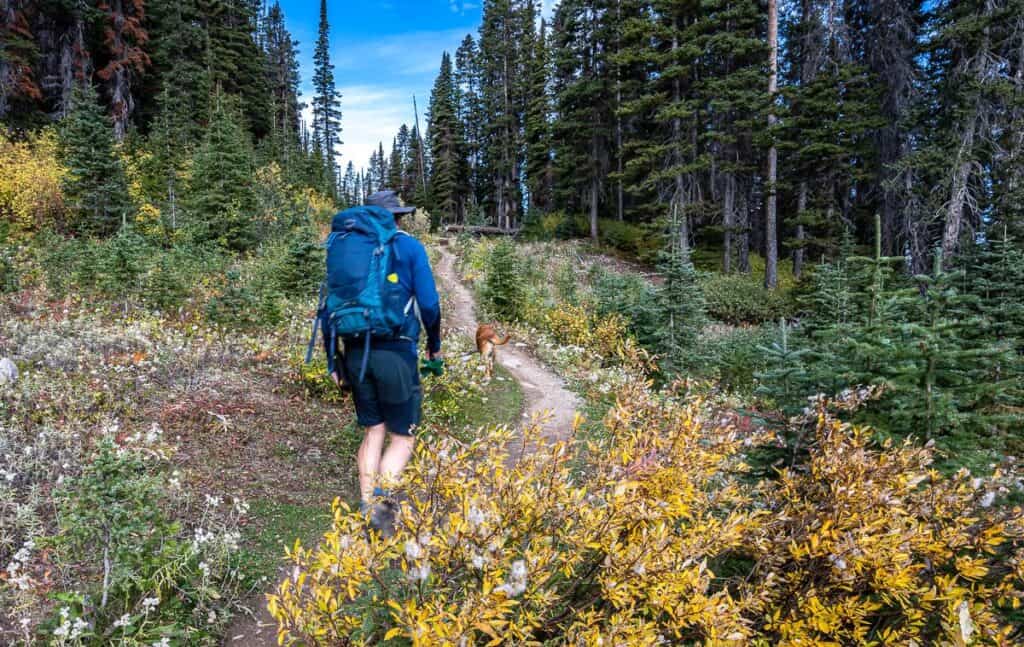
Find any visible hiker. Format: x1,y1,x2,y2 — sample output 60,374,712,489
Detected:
314,190,442,535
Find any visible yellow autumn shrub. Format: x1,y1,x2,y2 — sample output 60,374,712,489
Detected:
0,129,65,235
747,400,1024,645
269,379,764,645
543,302,630,362
269,382,1024,646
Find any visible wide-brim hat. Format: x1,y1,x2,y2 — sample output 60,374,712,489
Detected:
367,190,416,215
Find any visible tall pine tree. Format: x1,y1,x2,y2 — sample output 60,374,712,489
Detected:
311,0,341,193
59,82,132,236
427,51,469,228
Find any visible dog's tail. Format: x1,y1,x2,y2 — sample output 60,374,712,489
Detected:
494,335,512,346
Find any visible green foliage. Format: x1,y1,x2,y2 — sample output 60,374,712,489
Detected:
696,325,775,392
186,93,257,251
590,266,661,349
94,226,148,304
482,239,526,321
0,246,18,294
427,51,470,227
205,269,284,330
554,257,579,305
50,440,228,645
755,319,815,414
701,272,795,324
271,230,324,296
58,84,133,237
655,237,707,374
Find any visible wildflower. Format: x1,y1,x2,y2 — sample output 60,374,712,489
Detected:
113,614,132,628
152,637,171,647
958,601,974,643
70,617,88,639
142,596,160,613
409,562,432,582
198,561,211,578
207,610,217,624
980,492,995,508
405,539,423,561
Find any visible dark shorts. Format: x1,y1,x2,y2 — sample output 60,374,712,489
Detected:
341,347,422,437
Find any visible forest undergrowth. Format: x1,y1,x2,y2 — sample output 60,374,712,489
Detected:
267,234,1024,646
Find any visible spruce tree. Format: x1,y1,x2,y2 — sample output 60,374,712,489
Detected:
655,209,708,374
552,0,615,240
524,18,553,215
59,82,133,237
141,0,210,141
478,0,532,229
262,1,303,172
454,34,486,215
404,125,427,201
312,0,341,191
341,161,358,207
427,51,469,228
388,136,404,191
186,91,257,250
201,0,272,139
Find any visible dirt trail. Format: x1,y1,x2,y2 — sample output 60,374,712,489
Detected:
435,245,581,448
224,244,581,645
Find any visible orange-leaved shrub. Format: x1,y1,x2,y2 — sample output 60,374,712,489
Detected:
269,382,1023,646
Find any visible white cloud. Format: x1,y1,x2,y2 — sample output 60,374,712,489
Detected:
339,85,419,168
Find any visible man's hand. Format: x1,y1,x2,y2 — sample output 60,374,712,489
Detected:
428,350,443,361
330,371,342,387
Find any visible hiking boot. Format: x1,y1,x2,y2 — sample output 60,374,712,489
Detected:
369,502,396,539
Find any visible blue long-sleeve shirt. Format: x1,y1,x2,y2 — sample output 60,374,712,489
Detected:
324,231,442,359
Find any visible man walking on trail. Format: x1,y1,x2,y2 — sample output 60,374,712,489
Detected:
320,190,442,536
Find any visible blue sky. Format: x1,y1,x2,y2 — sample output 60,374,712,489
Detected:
278,0,555,170
277,0,479,170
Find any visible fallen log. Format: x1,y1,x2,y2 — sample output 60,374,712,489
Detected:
444,225,520,236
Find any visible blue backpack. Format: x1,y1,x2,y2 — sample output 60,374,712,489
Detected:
305,206,414,382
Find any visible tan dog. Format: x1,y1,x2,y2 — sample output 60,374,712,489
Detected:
476,324,511,378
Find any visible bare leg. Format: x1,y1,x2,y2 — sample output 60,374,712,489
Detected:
357,423,387,503
378,434,416,488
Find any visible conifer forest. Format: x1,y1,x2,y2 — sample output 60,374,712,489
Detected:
1,0,1023,644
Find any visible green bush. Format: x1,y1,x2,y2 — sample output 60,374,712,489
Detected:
0,247,18,293
590,267,661,348
693,325,776,392
566,216,661,261
205,268,284,329
482,239,525,321
272,230,324,296
700,272,795,324
48,439,239,645
143,248,194,312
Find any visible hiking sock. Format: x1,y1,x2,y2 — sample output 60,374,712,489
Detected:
373,486,391,501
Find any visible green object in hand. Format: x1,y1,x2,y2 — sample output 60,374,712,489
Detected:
420,358,445,377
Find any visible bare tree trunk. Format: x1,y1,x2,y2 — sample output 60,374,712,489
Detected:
615,0,624,222
723,172,735,273
671,32,688,254
107,0,134,141
794,181,807,279
590,136,600,241
943,135,974,263
738,179,751,273
765,0,779,289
